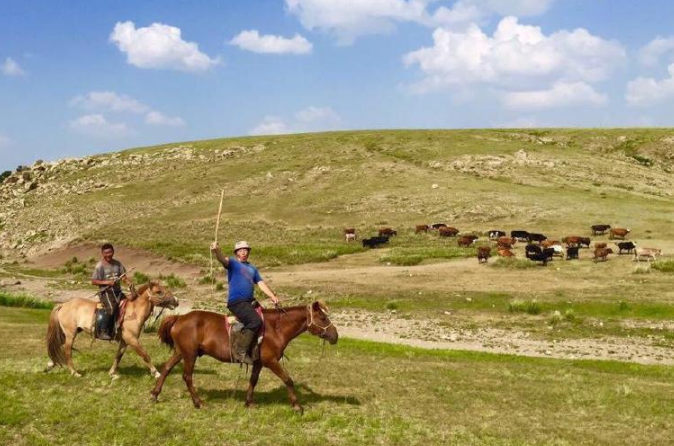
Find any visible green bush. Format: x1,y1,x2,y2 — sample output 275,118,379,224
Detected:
159,273,187,288
508,299,541,315
199,275,217,285
133,271,151,284
652,260,674,274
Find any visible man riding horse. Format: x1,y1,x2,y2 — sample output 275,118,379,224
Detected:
91,243,133,340
210,240,279,364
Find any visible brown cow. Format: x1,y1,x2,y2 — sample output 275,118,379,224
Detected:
415,224,430,233
562,236,582,247
594,242,607,249
609,228,630,240
593,247,613,262
344,228,356,235
477,246,491,264
379,227,398,237
439,227,459,237
457,236,474,247
498,248,515,257
497,236,516,246
541,240,561,248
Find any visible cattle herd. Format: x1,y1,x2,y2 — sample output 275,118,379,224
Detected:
344,223,664,266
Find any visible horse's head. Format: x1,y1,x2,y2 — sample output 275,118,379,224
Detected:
306,300,338,345
138,281,179,310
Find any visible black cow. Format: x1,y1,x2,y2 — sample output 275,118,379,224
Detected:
511,230,530,242
488,230,506,240
542,248,555,260
616,241,637,254
525,244,542,256
362,236,389,248
526,251,549,266
566,246,580,260
591,224,611,235
527,233,547,244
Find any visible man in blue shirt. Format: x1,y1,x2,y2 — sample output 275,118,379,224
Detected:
210,240,279,364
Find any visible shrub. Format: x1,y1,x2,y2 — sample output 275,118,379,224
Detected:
652,260,674,274
215,282,225,291
508,299,541,315
564,309,576,321
385,301,399,310
549,310,563,326
133,271,151,284
159,273,187,289
199,275,217,285
618,301,630,311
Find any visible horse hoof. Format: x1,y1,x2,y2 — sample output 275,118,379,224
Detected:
293,405,304,415
193,401,203,409
110,373,120,381
152,371,161,379
245,402,256,409
72,372,82,378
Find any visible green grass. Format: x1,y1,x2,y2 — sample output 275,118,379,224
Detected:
2,306,674,446
0,291,54,309
379,246,473,266
652,259,674,273
159,273,187,289
508,298,541,315
489,258,540,269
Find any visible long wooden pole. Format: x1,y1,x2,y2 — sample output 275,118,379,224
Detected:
210,189,225,277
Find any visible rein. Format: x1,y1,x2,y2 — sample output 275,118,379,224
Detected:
306,304,334,335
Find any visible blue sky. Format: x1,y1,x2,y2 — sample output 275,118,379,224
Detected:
2,0,674,170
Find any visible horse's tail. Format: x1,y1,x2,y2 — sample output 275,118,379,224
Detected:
158,315,179,349
46,305,66,366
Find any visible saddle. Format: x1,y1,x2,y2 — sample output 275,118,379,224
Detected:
94,295,128,341
225,306,264,362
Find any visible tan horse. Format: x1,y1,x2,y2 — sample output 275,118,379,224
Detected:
45,281,179,378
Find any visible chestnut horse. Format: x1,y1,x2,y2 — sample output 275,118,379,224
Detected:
45,282,179,378
151,301,338,413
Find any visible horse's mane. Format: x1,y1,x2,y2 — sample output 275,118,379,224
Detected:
262,300,329,315
136,281,158,295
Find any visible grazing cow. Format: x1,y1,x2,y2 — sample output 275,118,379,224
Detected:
362,236,389,248
609,228,631,240
345,233,356,242
527,233,548,244
548,244,564,258
497,237,516,248
462,234,479,241
498,248,515,257
566,246,580,260
477,246,491,264
578,237,591,248
542,248,556,260
457,236,475,247
526,250,549,266
525,244,542,256
541,240,560,248
379,228,398,237
562,236,582,247
616,241,637,254
415,224,430,234
439,227,460,237
431,223,447,229
591,224,611,235
593,247,613,262
594,242,607,249
489,230,506,240
511,230,530,242
634,247,662,262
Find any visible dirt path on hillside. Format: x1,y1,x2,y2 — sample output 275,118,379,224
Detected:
5,244,672,365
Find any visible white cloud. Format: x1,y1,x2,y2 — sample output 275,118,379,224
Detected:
70,91,149,114
404,17,625,93
249,116,290,136
230,30,312,54
286,0,558,44
249,106,342,135
286,0,430,45
69,114,130,138
109,21,220,72
638,36,674,67
145,111,185,127
502,81,607,110
2,57,25,76
626,63,674,106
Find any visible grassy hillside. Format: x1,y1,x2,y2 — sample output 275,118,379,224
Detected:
2,129,674,266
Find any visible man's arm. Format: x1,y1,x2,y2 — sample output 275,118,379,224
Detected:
91,264,114,287
210,242,229,268
257,281,279,304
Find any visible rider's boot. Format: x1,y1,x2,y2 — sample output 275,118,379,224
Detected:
234,329,256,365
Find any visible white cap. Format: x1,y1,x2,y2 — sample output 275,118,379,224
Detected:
233,241,251,252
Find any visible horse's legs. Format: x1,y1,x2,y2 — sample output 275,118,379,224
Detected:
266,359,303,414
245,362,263,408
182,354,203,408
151,352,183,401
108,340,127,379
126,338,160,378
64,333,80,377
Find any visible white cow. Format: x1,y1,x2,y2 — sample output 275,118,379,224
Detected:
633,247,662,262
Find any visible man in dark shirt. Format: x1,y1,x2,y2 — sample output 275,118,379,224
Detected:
210,240,279,364
91,243,132,340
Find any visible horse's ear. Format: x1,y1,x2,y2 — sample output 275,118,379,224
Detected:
313,300,329,315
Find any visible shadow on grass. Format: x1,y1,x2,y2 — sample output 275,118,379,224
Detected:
201,383,361,407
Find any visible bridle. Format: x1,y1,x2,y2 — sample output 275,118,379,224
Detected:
306,304,334,336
